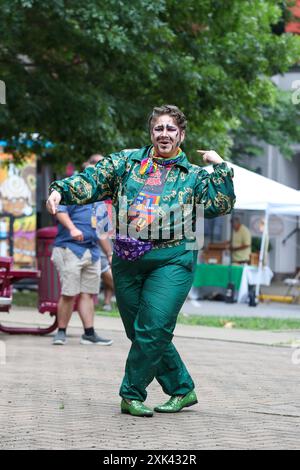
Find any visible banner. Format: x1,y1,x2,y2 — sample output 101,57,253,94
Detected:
0,153,36,268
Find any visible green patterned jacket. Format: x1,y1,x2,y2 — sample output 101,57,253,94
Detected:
49,145,236,243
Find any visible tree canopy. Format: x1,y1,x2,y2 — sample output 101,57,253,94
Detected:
1,0,300,167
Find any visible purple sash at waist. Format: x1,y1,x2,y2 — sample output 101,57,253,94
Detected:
113,234,153,261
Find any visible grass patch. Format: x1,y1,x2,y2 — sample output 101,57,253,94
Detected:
96,307,300,331
12,291,38,308
177,314,300,331
12,292,300,331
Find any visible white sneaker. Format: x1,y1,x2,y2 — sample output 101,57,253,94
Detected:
102,304,112,312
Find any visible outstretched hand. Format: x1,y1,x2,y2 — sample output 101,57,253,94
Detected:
197,150,224,165
46,190,62,215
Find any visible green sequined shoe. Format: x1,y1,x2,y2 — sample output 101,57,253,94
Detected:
121,399,154,417
154,390,198,413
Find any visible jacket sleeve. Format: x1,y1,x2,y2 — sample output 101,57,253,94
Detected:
49,151,128,205
194,162,236,218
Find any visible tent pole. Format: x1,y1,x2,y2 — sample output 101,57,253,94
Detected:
255,210,269,301
225,210,234,303
228,210,233,285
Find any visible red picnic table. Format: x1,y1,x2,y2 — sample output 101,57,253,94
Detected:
0,256,58,335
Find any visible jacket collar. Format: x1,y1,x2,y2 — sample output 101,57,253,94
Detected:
131,145,190,172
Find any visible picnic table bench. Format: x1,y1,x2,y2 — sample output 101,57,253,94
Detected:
0,256,58,335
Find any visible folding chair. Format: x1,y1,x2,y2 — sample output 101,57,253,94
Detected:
283,270,300,303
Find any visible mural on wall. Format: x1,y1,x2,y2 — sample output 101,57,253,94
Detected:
0,153,36,268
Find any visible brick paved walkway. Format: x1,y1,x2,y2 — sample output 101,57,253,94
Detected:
0,320,299,450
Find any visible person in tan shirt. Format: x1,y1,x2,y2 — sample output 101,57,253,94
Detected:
231,217,251,264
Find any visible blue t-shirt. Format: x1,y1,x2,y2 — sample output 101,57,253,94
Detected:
54,204,100,262
95,202,113,258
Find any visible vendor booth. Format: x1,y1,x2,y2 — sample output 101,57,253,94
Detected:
193,163,300,304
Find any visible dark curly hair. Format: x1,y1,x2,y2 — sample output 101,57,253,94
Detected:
148,104,187,132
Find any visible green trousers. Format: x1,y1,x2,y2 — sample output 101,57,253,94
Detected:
112,242,197,402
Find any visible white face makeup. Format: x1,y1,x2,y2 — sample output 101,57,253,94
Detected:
150,114,185,158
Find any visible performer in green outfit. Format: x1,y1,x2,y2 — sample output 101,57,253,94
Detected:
47,104,235,417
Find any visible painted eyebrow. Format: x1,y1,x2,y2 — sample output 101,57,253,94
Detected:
153,124,178,130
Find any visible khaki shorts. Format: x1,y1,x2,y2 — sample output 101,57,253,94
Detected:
51,247,101,296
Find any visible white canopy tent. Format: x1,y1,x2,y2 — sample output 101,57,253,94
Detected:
226,163,300,213
206,163,300,301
